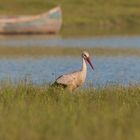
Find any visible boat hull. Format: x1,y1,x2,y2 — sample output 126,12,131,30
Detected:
0,6,62,34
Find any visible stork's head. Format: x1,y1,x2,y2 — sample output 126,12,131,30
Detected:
82,51,94,70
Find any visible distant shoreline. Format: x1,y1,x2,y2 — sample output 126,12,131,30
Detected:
0,0,140,36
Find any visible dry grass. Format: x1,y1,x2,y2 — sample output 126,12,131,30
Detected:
0,46,140,58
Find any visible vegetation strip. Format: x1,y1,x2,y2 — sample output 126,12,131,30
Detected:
0,46,140,57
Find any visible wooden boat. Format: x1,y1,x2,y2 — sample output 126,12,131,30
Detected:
0,6,62,34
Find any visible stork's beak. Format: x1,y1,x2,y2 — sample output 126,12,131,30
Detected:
86,57,94,70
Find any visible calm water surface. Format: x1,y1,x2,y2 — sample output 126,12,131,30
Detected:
0,35,140,48
0,56,139,87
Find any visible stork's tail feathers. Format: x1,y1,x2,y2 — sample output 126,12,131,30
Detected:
50,82,67,89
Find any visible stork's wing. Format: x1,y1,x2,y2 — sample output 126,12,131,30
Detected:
55,72,78,86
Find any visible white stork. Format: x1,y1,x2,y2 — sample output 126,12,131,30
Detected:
52,51,94,91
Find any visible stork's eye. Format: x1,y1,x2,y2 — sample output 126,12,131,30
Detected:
84,54,87,57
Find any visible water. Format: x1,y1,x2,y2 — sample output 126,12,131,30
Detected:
0,56,139,87
0,35,140,48
0,35,140,87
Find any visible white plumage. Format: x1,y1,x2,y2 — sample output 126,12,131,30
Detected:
52,51,94,91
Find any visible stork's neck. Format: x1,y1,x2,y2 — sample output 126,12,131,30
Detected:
81,58,87,79
81,57,87,70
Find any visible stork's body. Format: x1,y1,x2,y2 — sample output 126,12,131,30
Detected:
52,51,94,91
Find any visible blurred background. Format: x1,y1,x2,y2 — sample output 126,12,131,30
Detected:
0,0,140,86
1,0,140,36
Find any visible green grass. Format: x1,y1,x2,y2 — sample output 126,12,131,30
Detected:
0,82,139,140
0,0,140,36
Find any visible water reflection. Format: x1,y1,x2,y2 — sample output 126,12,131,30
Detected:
0,56,139,87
